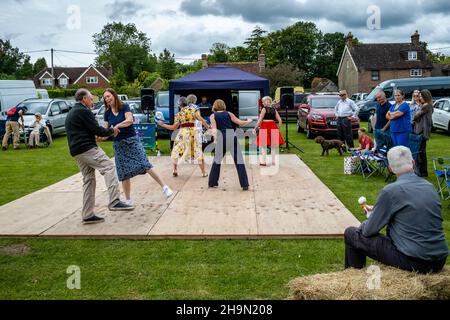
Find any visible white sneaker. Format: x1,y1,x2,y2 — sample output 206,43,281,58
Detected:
124,199,134,207
163,186,174,198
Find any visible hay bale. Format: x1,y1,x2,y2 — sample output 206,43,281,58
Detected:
289,265,450,300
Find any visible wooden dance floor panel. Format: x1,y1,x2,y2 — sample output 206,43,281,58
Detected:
0,155,360,239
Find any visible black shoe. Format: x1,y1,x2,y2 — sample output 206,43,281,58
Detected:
2,146,7,151
208,185,218,188
243,186,249,191
82,215,105,225
109,201,135,211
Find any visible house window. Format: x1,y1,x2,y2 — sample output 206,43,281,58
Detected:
59,78,68,87
86,76,98,84
42,78,53,86
408,51,418,61
410,69,423,77
371,70,380,81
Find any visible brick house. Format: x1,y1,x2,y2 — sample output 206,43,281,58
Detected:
337,31,434,95
200,50,266,75
34,65,112,89
432,63,450,77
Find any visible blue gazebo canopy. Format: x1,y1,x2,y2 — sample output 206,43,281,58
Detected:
168,65,270,121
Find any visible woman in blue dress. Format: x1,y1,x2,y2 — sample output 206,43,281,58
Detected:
101,88,173,206
386,89,411,148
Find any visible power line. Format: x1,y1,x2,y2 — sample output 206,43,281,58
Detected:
429,46,450,51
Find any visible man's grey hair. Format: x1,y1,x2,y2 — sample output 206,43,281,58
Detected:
178,96,188,107
75,89,91,102
375,90,386,98
187,94,197,105
387,146,414,174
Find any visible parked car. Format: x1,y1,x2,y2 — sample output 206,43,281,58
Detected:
432,98,450,133
155,91,178,136
95,100,148,127
297,94,360,139
350,92,368,102
18,99,70,136
357,76,450,121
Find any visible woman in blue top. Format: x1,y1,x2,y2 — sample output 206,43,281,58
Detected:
101,88,173,206
386,89,411,148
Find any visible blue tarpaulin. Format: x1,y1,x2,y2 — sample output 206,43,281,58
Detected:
168,65,270,123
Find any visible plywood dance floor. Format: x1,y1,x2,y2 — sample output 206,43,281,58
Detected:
0,155,360,239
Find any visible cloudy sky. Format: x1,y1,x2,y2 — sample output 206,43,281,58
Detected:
1,0,450,67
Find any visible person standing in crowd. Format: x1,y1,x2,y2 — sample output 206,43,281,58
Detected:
65,89,134,225
344,146,448,273
253,96,284,166
2,105,27,150
198,96,212,109
386,90,411,148
410,90,422,128
335,90,359,149
414,89,434,177
101,89,173,206
158,97,210,177
374,91,392,149
209,99,252,190
350,128,374,154
28,112,51,148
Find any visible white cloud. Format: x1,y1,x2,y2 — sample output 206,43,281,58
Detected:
0,0,449,68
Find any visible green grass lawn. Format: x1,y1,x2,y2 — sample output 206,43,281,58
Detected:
0,124,449,299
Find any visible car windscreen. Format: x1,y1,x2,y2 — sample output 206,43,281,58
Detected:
310,98,338,109
20,102,48,115
295,94,307,104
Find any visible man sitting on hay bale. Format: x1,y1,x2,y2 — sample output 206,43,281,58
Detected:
345,146,449,274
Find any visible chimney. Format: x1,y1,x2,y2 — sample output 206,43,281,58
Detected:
201,54,208,69
258,48,266,73
411,30,420,47
346,32,354,48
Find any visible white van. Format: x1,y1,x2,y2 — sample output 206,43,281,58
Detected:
0,80,37,117
236,90,260,128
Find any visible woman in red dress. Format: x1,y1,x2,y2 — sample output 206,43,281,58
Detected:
253,96,285,166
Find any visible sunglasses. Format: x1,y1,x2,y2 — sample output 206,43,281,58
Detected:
339,94,347,97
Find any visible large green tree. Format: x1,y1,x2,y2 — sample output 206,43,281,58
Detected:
157,49,177,80
208,43,230,63
314,32,349,84
0,39,23,75
266,22,322,83
263,63,304,96
244,26,268,60
33,57,47,74
93,22,156,82
16,55,34,79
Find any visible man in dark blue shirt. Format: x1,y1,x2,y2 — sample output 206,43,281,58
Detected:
2,106,28,150
374,91,393,149
345,146,448,274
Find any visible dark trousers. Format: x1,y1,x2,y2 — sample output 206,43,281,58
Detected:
337,117,354,148
209,132,249,189
344,227,446,274
416,139,428,177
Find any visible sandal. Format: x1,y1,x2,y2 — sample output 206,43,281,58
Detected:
259,163,267,167
173,171,178,177
202,173,209,178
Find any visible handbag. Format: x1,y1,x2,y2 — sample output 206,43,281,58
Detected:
344,157,358,175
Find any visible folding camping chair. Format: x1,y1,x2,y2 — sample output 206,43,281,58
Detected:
432,158,450,201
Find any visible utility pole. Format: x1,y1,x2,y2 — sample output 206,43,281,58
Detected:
51,48,54,89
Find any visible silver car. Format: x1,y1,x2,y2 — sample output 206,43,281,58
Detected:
19,99,70,136
432,98,450,133
95,101,149,127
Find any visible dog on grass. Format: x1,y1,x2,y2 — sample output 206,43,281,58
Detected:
315,136,347,156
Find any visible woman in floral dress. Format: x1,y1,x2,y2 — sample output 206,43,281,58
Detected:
158,97,210,177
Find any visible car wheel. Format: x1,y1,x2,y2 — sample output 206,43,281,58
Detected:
297,118,304,133
306,123,314,139
448,121,450,135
